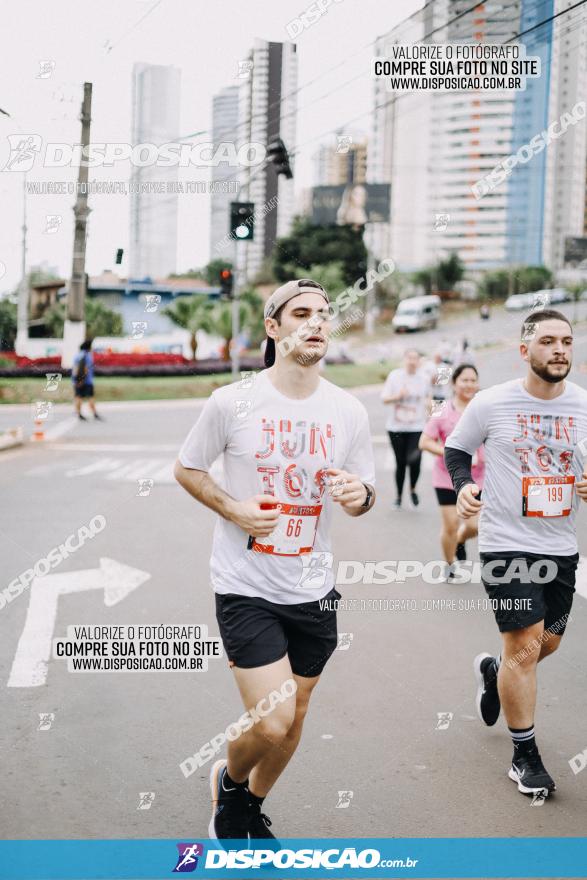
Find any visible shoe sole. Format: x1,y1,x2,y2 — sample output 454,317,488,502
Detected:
508,767,555,795
473,652,494,725
208,758,226,840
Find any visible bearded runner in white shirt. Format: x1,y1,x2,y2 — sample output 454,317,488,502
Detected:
445,310,587,799
175,279,376,842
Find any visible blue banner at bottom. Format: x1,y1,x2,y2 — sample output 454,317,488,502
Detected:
0,838,586,880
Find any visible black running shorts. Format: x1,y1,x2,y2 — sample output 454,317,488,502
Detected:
480,551,578,634
74,383,94,398
215,588,340,677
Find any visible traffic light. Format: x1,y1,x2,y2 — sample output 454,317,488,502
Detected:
115,248,124,265
267,138,293,179
219,268,234,299
230,202,255,241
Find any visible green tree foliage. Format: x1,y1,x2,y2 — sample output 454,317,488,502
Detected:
479,265,554,301
0,298,17,350
436,253,465,290
273,218,367,287
292,262,346,296
163,296,214,359
207,300,252,360
44,299,124,339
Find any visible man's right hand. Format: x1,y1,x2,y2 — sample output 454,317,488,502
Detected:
456,483,483,518
229,494,282,537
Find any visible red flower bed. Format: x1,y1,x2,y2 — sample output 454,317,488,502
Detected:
94,352,188,366
0,351,189,367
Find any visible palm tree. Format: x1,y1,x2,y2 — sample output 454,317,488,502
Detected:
163,296,214,360
207,300,252,360
239,288,265,348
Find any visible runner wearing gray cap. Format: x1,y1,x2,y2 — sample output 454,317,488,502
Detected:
175,277,376,842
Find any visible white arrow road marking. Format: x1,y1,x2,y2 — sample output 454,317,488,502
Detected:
575,556,587,600
7,557,151,688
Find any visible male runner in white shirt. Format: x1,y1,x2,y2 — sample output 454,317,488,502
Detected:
175,279,376,840
445,310,587,798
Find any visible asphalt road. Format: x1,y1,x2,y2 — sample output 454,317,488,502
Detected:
1,323,587,848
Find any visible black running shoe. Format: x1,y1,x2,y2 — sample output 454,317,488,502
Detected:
78,413,87,421
393,498,402,510
456,542,467,561
208,760,250,842
248,801,279,846
410,491,419,507
474,652,500,726
508,746,556,795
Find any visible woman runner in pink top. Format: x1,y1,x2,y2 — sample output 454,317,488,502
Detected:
419,363,485,576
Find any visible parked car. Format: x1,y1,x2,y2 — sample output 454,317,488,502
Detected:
505,293,535,311
544,288,572,303
505,288,571,310
392,295,441,332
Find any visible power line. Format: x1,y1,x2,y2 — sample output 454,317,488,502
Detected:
103,0,166,53
505,0,587,42
289,0,587,162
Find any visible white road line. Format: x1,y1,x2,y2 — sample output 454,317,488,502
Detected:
7,557,151,688
43,416,79,441
52,443,180,452
64,456,175,483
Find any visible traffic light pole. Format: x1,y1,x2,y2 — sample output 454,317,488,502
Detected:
231,238,245,378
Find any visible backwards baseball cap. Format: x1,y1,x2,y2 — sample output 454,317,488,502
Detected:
263,278,330,367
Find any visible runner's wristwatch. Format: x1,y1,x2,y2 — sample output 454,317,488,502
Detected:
361,483,374,508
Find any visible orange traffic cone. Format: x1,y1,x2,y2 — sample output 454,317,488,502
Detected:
31,417,45,442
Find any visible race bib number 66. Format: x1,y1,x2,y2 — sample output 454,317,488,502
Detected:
522,475,575,518
249,503,322,556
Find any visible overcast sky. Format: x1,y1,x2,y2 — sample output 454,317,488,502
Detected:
0,0,422,293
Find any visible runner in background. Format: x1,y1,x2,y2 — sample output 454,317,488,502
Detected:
175,279,376,842
445,310,587,798
421,346,453,403
381,349,430,509
452,337,476,367
419,364,485,580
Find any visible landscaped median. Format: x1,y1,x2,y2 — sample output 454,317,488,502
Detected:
0,362,395,404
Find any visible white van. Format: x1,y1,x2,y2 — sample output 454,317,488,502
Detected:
392,295,441,332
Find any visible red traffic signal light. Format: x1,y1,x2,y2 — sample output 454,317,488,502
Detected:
219,268,234,298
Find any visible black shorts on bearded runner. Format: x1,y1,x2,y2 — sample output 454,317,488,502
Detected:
445,309,587,799
176,278,376,841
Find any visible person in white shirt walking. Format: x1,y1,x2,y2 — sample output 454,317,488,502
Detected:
381,349,430,509
175,279,376,841
445,310,587,798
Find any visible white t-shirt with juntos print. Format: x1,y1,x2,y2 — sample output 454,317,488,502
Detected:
445,378,587,555
178,370,376,604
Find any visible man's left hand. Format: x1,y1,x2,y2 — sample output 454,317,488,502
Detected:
324,468,369,512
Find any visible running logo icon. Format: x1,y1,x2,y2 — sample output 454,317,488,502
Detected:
298,551,333,589
173,843,204,872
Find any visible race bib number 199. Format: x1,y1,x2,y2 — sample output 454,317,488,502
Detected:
522,475,575,518
249,503,322,556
